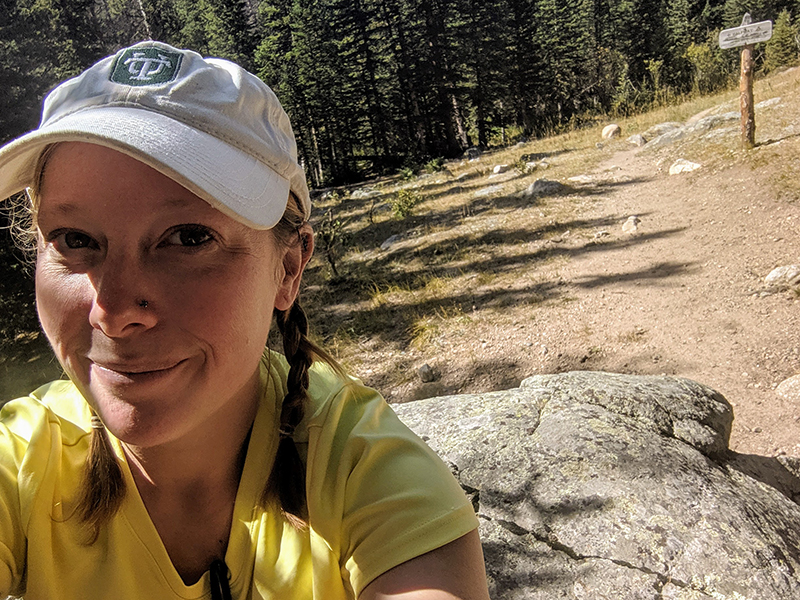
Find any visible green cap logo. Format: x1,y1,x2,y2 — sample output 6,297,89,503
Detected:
110,47,182,86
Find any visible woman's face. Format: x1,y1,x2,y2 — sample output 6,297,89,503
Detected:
35,142,301,449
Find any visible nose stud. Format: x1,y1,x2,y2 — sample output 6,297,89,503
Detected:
138,299,149,308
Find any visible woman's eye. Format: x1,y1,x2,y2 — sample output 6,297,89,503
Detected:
63,231,95,249
45,230,98,251
164,226,214,247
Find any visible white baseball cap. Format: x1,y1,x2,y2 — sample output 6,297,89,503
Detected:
0,41,310,229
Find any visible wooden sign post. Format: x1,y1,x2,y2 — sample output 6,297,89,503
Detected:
740,42,755,148
719,14,773,149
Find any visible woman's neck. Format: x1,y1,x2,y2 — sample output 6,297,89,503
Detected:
119,384,260,584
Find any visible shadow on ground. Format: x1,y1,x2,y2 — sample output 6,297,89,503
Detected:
303,218,690,353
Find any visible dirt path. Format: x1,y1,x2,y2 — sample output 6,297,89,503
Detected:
369,138,800,458
553,146,800,457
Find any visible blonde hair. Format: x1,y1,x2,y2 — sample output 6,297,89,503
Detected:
4,144,56,264
27,144,340,537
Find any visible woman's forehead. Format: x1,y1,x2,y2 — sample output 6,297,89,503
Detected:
37,141,283,232
40,143,212,211
36,145,257,238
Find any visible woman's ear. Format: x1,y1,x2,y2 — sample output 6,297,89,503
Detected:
274,223,314,311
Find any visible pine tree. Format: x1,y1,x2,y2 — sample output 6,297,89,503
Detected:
0,0,108,144
139,0,183,42
203,0,257,69
373,0,430,158
722,0,767,27
665,0,694,89
764,9,797,71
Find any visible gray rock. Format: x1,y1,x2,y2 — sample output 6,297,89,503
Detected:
601,124,621,139
380,233,404,250
474,185,504,198
765,264,800,287
639,110,744,149
393,372,800,599
622,215,641,234
685,106,721,126
418,363,437,383
567,174,595,184
627,133,646,147
702,126,737,141
643,122,683,140
464,147,482,160
691,111,739,133
648,127,688,147
522,179,568,198
350,188,381,200
669,158,701,175
776,374,800,400
493,164,511,174
756,97,781,109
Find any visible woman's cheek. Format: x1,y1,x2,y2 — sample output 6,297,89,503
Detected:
35,265,93,354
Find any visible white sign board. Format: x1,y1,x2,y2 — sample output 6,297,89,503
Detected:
719,20,772,49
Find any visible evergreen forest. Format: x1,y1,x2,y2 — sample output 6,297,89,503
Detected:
2,0,800,186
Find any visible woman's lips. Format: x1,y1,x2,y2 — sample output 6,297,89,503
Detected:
89,359,186,385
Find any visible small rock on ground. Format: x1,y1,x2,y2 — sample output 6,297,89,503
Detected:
622,215,641,234
765,264,800,286
522,179,567,198
627,133,646,147
474,184,504,198
602,124,621,139
669,158,701,175
418,363,436,383
776,374,800,400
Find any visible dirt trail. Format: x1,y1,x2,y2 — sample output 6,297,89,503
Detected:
371,137,800,458
513,145,800,457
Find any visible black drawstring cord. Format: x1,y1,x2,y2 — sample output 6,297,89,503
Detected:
210,559,232,600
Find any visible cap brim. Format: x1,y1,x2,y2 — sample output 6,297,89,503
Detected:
0,106,291,229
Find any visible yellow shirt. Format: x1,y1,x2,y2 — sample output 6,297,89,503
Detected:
0,352,477,599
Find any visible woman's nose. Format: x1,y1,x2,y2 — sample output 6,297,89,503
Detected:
88,257,158,337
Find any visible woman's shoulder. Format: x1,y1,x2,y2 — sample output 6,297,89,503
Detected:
306,359,393,436
263,349,381,427
1,379,92,445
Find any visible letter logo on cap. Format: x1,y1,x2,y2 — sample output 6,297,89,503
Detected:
110,47,183,86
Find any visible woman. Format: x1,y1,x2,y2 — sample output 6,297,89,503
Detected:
0,42,489,599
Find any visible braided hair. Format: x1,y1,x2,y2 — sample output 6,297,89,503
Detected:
76,412,125,542
265,302,313,527
261,195,317,527
262,194,344,527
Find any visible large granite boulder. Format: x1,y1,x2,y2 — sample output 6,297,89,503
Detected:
392,371,800,599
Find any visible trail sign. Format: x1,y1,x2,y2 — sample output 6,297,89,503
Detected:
719,19,772,49
719,14,773,149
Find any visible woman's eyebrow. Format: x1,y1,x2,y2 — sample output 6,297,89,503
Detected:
43,196,198,214
38,201,83,217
